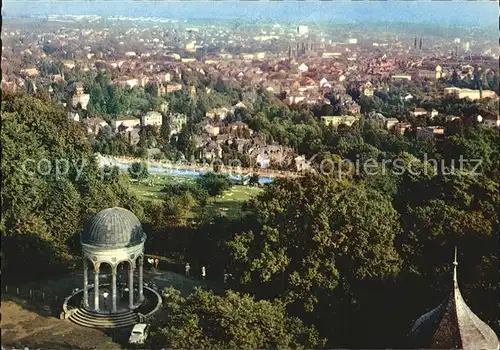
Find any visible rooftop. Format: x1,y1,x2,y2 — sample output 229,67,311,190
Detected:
409,248,499,349
81,207,146,249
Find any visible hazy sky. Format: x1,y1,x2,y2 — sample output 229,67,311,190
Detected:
3,1,499,26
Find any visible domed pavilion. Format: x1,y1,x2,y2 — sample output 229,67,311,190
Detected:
409,248,499,349
80,207,147,313
62,207,163,328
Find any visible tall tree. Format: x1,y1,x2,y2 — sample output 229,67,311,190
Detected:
149,287,325,349
196,172,233,201
224,174,402,345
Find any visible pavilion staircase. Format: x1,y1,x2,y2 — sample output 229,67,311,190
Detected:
69,308,139,328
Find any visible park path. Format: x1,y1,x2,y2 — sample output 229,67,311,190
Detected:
1,299,119,349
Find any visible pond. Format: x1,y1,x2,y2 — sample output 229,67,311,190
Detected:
111,162,274,184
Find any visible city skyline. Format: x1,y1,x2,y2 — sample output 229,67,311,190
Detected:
3,1,498,27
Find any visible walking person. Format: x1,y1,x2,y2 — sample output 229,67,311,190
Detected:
185,263,190,278
154,258,159,269
201,266,206,280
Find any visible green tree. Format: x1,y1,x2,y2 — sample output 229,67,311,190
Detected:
395,171,499,329
128,162,149,183
161,181,208,205
1,92,141,281
248,174,260,186
163,192,197,227
224,174,401,345
196,172,233,201
101,165,120,183
148,287,325,349
175,126,197,159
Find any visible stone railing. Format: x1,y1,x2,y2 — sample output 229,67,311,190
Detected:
137,286,163,323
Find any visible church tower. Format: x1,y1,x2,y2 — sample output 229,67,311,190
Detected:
408,248,499,349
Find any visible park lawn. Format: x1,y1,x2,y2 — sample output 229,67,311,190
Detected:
128,174,176,203
205,185,262,218
129,174,262,218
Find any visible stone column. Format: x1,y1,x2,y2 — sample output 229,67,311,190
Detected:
128,261,134,309
138,256,144,302
111,266,117,313
83,259,89,308
94,263,100,311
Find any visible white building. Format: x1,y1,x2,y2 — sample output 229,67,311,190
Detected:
204,124,220,137
169,113,187,136
297,25,309,36
71,94,90,110
256,153,270,169
67,111,80,122
428,109,439,119
385,118,399,130
319,78,330,88
444,87,497,101
141,111,163,127
298,63,309,73
410,108,428,117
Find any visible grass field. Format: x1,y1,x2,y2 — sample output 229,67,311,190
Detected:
129,174,263,218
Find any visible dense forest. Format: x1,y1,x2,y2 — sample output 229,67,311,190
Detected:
1,91,498,347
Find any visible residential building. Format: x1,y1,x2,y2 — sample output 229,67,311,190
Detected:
116,78,139,89
284,94,306,105
160,72,171,83
385,118,399,130
428,109,439,119
298,63,309,73
479,111,500,128
206,107,230,120
294,155,311,172
83,117,108,135
71,88,90,110
392,74,412,81
410,108,428,117
232,102,247,110
393,122,411,135
111,116,140,131
203,141,222,160
169,113,187,136
416,126,445,139
297,25,309,35
445,115,461,122
229,121,250,132
141,111,163,127
363,81,374,96
166,83,183,93
256,153,270,169
125,127,141,146
204,124,220,137
435,65,443,79
67,111,80,122
444,87,497,100
62,60,76,69
159,102,169,114
321,115,359,128
138,76,149,87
